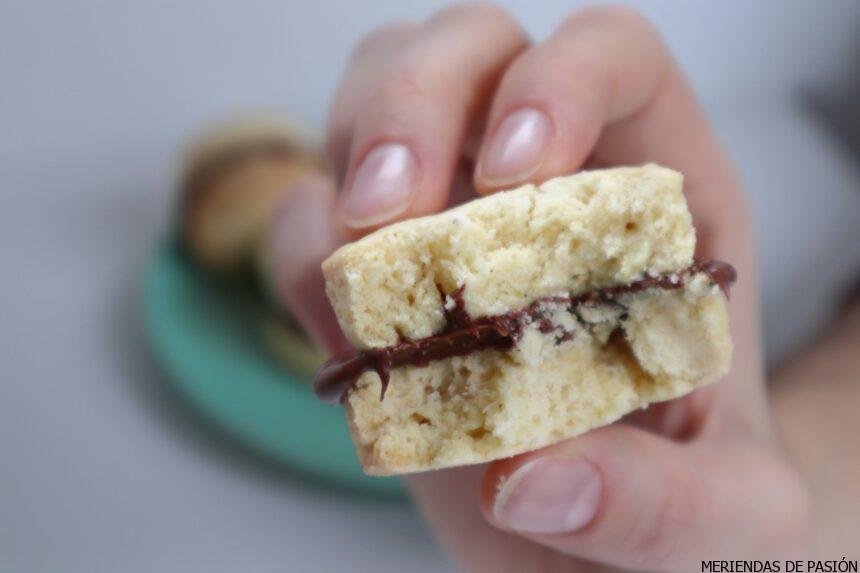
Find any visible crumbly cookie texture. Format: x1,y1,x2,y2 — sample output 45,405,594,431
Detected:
347,283,730,475
322,165,732,475
323,164,695,348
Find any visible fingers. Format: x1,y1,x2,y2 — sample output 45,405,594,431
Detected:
268,174,351,355
325,21,418,183
473,6,743,243
481,425,811,571
407,467,560,573
326,3,528,236
475,5,660,190
472,5,767,427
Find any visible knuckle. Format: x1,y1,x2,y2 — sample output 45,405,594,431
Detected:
597,5,653,29
372,63,431,104
350,21,416,61
428,2,527,53
566,4,656,35
553,5,668,91
431,1,520,32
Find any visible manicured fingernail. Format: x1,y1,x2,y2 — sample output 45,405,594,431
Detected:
478,108,552,186
493,457,602,534
342,143,417,228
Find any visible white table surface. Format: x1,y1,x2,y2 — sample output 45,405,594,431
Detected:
3,2,860,572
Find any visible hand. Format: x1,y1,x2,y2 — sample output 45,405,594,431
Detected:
268,5,810,571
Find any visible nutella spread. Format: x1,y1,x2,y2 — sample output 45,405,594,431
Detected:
314,259,736,404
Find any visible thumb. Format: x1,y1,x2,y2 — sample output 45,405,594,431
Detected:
481,424,809,571
268,174,350,355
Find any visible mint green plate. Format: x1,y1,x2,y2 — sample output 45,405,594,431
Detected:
142,242,404,498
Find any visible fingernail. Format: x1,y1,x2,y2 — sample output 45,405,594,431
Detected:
493,457,602,534
342,143,417,228
478,108,552,186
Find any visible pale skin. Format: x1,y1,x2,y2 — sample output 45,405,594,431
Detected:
268,4,860,570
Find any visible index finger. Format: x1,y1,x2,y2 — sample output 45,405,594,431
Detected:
326,4,528,237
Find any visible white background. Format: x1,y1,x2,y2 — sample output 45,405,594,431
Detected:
3,1,860,571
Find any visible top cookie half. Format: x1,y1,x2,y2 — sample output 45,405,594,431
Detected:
323,164,695,349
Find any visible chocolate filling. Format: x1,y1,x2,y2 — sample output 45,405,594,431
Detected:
314,259,736,404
